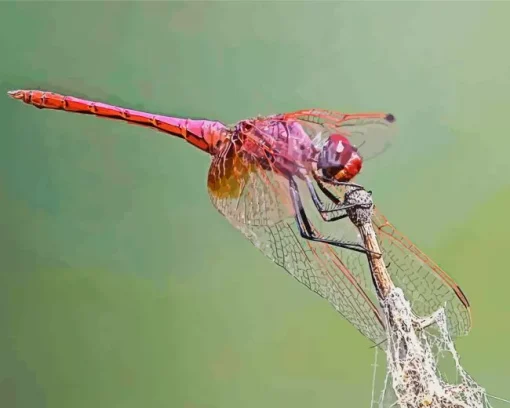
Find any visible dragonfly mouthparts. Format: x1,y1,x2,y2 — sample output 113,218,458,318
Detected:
7,90,24,100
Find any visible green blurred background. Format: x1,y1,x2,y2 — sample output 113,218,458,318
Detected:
1,2,509,407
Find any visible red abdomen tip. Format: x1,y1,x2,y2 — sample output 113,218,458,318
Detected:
7,90,25,100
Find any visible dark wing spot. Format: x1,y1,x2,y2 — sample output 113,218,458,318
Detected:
385,113,396,123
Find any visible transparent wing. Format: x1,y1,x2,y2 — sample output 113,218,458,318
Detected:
207,140,294,229
313,182,471,338
207,116,470,343
372,209,472,337
207,141,386,343
281,109,396,160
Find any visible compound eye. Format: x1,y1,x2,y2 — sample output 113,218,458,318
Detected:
316,134,362,182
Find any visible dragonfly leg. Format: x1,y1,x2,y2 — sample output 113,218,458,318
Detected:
313,173,370,203
305,178,350,222
290,178,373,255
306,177,369,222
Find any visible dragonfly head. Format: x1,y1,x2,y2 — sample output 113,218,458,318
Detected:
317,134,362,182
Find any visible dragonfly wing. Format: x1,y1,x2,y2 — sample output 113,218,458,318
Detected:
281,109,396,161
372,208,472,337
240,214,386,343
303,181,471,338
207,143,294,229
207,149,386,343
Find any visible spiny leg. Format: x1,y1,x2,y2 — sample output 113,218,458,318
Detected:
305,177,349,220
290,177,372,255
307,176,389,266
314,173,370,203
305,176,368,222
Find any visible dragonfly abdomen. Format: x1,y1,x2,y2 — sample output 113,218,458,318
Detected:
8,89,228,154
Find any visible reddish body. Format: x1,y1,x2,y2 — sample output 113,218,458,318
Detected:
8,90,369,183
9,90,228,154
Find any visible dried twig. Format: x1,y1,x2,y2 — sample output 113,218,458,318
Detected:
344,186,490,408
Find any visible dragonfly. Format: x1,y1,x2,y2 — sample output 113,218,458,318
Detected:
8,89,471,344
